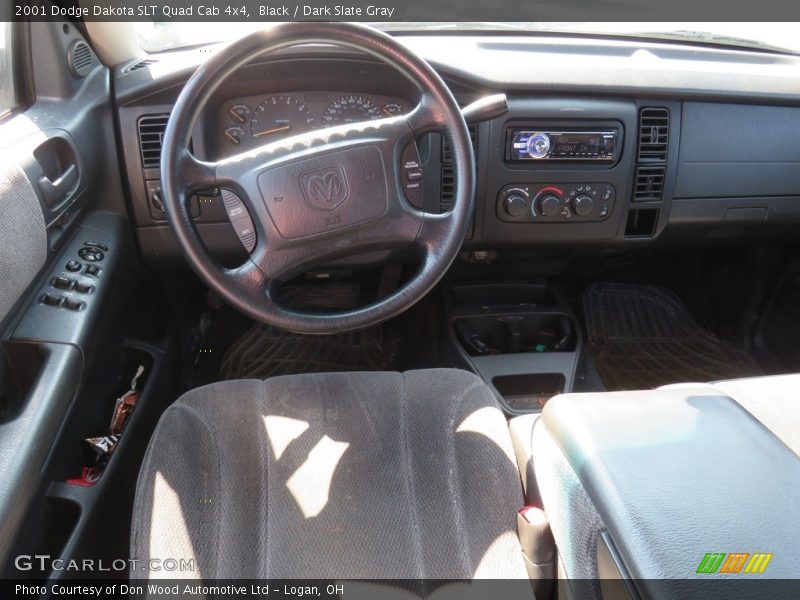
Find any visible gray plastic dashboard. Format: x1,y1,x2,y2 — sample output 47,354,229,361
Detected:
114,34,800,264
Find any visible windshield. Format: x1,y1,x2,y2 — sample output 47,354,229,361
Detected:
135,22,800,54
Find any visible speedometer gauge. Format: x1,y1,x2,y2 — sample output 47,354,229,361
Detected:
322,95,382,125
250,95,315,139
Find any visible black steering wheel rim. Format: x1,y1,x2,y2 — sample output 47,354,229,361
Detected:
161,22,474,334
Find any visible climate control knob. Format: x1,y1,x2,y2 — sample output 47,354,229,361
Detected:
538,194,562,217
503,194,529,218
572,194,594,217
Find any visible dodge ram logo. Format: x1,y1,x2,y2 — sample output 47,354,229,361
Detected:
301,166,349,210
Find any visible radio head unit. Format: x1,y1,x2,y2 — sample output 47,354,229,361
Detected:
507,128,618,162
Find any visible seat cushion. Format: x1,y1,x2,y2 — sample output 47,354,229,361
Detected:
131,369,528,579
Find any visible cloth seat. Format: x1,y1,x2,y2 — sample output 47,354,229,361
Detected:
131,369,530,580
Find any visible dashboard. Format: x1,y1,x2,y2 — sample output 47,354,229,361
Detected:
213,91,408,159
114,36,800,266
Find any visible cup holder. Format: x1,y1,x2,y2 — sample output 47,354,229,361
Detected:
455,313,575,356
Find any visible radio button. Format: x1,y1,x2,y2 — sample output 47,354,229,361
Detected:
526,133,551,159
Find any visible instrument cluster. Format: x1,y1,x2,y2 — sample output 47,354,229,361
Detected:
214,91,406,157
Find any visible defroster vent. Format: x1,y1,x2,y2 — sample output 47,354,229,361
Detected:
125,58,159,73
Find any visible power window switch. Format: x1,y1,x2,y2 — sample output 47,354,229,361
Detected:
74,282,94,294
63,298,85,311
42,294,62,307
53,276,72,290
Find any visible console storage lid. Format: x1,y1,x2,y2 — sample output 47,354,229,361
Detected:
535,386,800,588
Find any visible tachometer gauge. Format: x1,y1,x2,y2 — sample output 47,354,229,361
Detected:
228,104,250,124
381,103,403,117
322,95,382,125
223,126,245,145
250,95,315,139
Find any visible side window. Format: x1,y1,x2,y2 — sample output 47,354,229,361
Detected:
0,21,18,117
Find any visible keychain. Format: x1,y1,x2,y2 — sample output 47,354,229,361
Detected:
72,365,147,483
109,364,145,436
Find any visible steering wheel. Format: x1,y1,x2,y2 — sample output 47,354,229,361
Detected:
161,23,475,334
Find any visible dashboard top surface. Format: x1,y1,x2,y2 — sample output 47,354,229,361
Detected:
116,34,800,106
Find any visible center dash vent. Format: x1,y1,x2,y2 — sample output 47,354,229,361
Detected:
67,41,94,78
441,124,478,203
125,58,159,74
137,114,169,169
637,107,669,162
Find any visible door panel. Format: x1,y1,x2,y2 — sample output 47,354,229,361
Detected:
0,20,137,570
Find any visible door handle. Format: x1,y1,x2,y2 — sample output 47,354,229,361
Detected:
38,163,78,206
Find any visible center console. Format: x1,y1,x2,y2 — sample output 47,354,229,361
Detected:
445,282,581,413
531,386,800,599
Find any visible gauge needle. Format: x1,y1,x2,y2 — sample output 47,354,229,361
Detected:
382,107,394,116
253,124,291,138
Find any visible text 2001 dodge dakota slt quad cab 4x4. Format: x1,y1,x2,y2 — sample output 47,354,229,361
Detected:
0,11,799,600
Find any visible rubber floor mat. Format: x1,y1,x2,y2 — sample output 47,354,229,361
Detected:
583,282,762,390
219,324,399,380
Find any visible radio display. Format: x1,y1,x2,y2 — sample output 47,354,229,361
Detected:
509,129,617,162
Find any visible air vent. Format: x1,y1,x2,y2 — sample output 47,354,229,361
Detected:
637,107,669,162
67,41,94,78
441,124,478,203
441,124,478,163
137,115,169,169
440,167,455,203
125,58,158,74
633,166,666,202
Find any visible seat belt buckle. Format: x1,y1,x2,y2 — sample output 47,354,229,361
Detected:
517,506,556,596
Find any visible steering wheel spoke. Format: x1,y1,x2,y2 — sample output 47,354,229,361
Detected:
173,149,217,196
403,92,446,135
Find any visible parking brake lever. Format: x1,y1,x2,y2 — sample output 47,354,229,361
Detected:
461,94,508,124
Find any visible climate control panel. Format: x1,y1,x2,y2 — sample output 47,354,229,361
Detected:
496,183,615,223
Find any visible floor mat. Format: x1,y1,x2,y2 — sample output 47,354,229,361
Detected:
218,280,401,379
584,282,762,390
219,324,399,380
